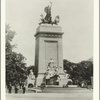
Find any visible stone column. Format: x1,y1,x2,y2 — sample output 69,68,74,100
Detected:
34,24,64,86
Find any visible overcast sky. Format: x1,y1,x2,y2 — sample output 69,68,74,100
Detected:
6,0,93,66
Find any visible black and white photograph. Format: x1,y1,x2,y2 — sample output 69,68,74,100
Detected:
1,0,99,100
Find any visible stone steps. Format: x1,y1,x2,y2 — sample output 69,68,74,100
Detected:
46,85,78,88
43,87,92,93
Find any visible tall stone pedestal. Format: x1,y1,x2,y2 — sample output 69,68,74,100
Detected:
34,24,64,87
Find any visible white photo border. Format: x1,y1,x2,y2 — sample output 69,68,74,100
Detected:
1,0,99,100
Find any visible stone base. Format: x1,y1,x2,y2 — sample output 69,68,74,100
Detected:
68,85,78,87
27,79,35,88
36,73,70,87
36,74,44,87
59,74,68,87
46,85,62,88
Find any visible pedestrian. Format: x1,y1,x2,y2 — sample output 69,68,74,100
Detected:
40,82,45,92
19,81,22,89
15,84,19,94
22,83,26,94
8,83,12,93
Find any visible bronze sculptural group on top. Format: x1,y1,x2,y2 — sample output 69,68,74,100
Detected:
39,2,60,25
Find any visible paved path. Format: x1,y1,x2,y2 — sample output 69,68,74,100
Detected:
6,87,93,100
6,92,93,100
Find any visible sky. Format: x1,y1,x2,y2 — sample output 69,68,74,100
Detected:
6,0,93,66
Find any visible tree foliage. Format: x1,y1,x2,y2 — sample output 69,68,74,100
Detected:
63,59,93,85
6,25,27,86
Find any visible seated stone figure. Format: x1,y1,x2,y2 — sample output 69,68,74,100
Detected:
27,70,35,88
45,58,60,85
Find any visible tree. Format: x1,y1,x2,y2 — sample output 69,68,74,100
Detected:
77,60,93,85
63,59,93,85
6,25,27,86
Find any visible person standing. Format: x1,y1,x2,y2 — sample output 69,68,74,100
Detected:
22,83,26,94
15,84,19,94
8,83,12,93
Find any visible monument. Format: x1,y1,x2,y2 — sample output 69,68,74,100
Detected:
34,3,66,87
